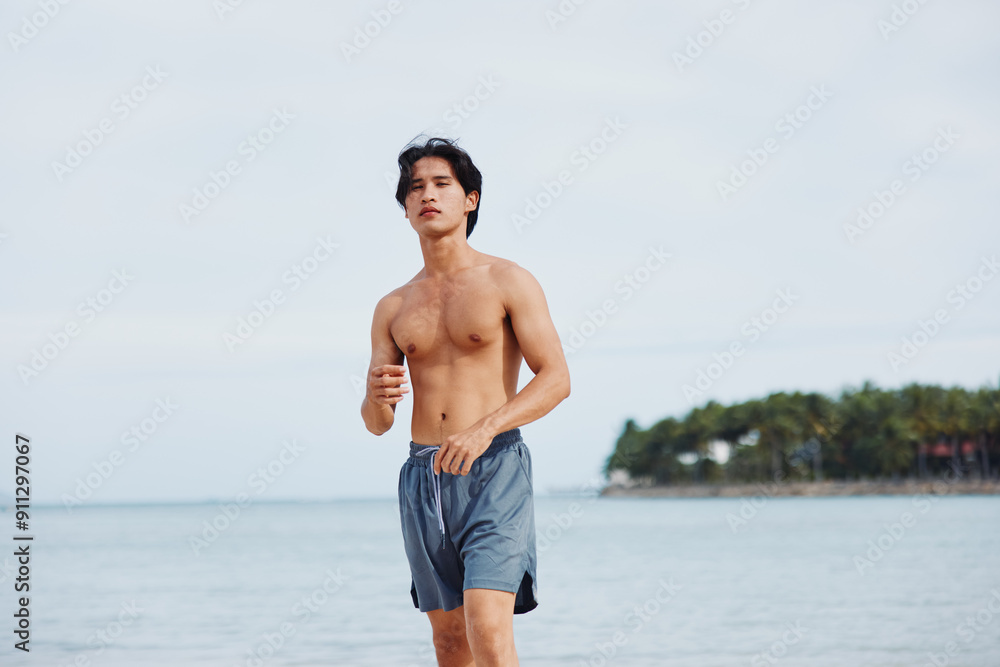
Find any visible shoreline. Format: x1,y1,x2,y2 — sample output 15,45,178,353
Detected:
599,479,1000,498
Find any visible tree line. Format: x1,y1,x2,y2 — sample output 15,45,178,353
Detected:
605,381,1000,485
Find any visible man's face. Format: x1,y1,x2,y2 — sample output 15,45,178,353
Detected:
404,156,478,238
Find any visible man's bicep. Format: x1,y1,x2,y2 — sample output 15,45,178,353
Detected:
368,297,404,371
503,267,566,375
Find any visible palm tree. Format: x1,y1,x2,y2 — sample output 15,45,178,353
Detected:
875,389,917,479
836,381,887,480
606,418,648,479
801,391,839,481
648,417,692,484
716,400,763,482
716,402,750,482
750,392,805,480
607,380,999,487
900,383,944,479
682,400,726,482
940,387,971,479
968,387,999,480
989,386,1000,480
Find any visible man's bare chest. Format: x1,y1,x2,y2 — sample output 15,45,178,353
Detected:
389,283,507,359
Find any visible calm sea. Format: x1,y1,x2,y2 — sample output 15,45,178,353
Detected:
0,494,997,666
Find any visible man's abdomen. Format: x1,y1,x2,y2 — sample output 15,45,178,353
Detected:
407,359,516,444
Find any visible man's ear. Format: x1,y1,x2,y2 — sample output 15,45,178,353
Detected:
465,191,479,212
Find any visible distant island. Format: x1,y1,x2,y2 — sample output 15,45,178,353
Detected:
602,380,999,497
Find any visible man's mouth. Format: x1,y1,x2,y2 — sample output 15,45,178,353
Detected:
420,207,440,216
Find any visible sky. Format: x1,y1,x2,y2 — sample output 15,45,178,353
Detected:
1,0,998,506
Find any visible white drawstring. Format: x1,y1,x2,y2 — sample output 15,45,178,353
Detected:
414,446,445,544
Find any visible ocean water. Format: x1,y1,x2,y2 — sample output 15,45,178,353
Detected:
1,494,998,666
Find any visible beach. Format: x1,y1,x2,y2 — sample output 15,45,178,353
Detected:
600,478,1000,498
3,496,999,666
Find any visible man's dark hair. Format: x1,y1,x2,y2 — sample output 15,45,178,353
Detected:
395,136,482,238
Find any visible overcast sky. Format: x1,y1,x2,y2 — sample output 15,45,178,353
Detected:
1,0,998,506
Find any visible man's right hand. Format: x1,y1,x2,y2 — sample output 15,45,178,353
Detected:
367,364,409,405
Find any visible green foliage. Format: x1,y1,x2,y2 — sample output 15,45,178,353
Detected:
605,380,1000,485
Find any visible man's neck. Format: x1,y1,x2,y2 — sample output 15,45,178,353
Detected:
418,231,477,279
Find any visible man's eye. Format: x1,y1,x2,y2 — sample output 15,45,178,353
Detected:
411,185,423,190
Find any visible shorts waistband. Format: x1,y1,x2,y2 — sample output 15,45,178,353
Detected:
408,427,523,463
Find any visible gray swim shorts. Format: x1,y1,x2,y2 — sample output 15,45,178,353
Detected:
398,427,538,614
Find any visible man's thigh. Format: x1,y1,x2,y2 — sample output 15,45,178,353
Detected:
427,590,514,630
427,604,468,642
427,606,465,634
462,588,515,631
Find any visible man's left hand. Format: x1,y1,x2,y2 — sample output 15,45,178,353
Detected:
435,426,493,476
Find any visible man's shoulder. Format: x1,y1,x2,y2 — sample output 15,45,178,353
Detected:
480,253,532,283
380,267,428,298
373,268,432,314
480,255,545,307
485,254,540,284
373,283,409,318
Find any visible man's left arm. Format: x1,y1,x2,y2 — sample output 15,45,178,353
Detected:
435,263,570,476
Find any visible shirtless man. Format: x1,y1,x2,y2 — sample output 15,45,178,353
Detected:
361,137,570,666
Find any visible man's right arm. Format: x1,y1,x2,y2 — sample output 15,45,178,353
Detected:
361,294,408,436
